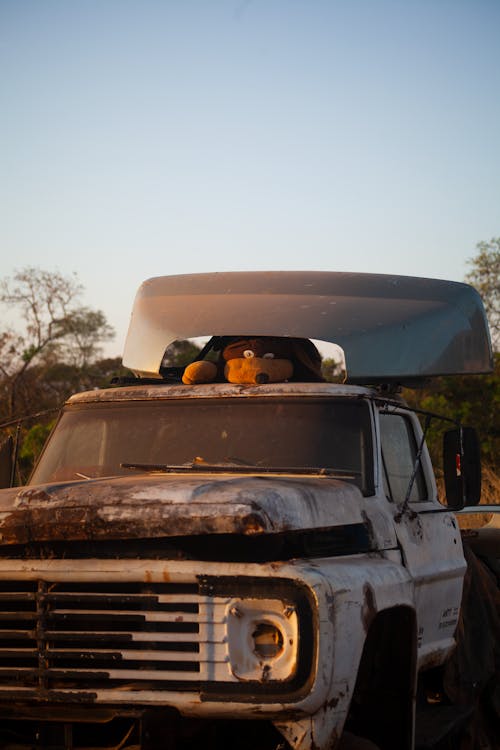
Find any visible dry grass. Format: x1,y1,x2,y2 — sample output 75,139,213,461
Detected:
436,464,499,504
436,464,499,529
480,465,500,505
455,465,499,530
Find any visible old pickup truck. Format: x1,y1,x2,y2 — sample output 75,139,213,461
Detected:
0,271,497,750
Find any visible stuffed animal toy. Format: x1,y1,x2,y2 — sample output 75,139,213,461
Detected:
182,336,323,385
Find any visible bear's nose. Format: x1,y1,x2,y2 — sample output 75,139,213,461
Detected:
256,372,269,384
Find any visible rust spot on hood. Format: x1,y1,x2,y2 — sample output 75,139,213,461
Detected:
241,512,266,535
14,487,52,506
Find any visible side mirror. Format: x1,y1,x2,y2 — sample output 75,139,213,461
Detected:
0,436,13,489
443,427,481,510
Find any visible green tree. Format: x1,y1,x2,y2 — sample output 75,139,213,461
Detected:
18,420,56,479
0,357,134,485
321,357,344,382
404,353,499,469
465,237,500,350
405,239,500,502
161,339,203,367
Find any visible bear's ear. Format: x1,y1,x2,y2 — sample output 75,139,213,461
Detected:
182,360,218,385
222,338,255,361
222,337,294,361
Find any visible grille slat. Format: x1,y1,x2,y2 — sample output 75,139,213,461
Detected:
0,666,203,681
45,630,202,644
0,580,230,692
47,609,206,622
0,648,218,662
0,613,36,621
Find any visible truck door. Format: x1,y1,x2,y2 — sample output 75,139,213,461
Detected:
379,410,466,669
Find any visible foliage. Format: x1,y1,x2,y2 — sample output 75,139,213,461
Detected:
321,357,345,382
465,237,500,350
19,421,55,463
404,352,499,488
0,267,114,419
56,308,115,367
0,267,120,482
403,238,499,497
161,339,203,367
18,421,56,481
0,357,134,485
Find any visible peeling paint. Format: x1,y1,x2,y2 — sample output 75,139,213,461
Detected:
0,474,366,544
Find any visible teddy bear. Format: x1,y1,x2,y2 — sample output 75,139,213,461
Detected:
182,336,323,385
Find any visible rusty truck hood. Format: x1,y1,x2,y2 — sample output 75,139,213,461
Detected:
0,472,367,544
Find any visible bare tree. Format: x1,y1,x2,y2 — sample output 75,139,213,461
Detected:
0,267,114,418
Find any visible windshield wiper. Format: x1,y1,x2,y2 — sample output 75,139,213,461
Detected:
120,462,356,477
121,462,174,472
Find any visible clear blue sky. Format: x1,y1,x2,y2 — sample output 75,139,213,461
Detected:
1,0,499,357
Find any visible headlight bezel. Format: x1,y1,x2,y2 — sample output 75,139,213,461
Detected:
199,575,316,702
226,596,299,682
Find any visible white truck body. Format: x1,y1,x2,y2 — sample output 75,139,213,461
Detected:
0,272,494,750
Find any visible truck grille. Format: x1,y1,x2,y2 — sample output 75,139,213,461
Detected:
0,579,231,697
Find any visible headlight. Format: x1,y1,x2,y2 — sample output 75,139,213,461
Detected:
252,621,284,659
227,598,298,682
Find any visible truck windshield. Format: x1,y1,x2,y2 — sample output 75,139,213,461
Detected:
30,397,374,495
